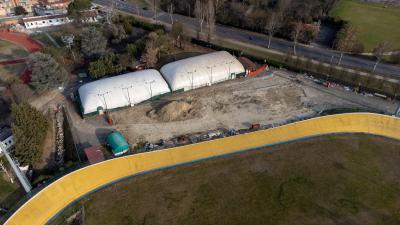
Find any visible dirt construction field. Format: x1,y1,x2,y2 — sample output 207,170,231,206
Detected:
82,70,398,145
51,134,400,225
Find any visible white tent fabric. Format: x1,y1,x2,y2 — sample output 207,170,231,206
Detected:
160,51,245,91
78,70,171,115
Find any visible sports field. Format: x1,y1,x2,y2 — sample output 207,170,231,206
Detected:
330,0,400,51
52,134,400,225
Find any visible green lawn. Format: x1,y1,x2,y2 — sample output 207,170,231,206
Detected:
330,0,400,52
0,157,24,210
52,134,400,225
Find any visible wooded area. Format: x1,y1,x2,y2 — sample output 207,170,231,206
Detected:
158,0,338,43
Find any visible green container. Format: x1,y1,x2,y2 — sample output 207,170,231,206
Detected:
107,132,129,156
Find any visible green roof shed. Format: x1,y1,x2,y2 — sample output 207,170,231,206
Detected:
107,131,129,156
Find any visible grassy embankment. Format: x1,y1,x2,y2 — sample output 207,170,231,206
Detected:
52,134,400,225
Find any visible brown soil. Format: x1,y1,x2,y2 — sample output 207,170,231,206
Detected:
147,100,200,122
34,112,56,170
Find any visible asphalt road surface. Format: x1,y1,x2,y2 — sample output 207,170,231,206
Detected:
93,0,400,77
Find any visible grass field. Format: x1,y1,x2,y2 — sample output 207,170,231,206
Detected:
52,134,400,225
330,0,400,51
0,157,24,211
0,40,29,61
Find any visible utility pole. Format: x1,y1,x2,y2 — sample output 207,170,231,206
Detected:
207,65,216,85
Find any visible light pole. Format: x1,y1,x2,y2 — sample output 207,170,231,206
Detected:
121,85,134,106
146,80,156,100
187,70,196,90
207,65,216,85
97,91,111,111
226,61,234,79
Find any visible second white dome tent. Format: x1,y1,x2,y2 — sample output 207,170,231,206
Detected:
160,51,246,92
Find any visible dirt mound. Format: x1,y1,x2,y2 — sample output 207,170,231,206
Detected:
148,100,195,122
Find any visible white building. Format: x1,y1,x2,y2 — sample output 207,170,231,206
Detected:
23,10,98,29
0,126,14,154
78,70,171,116
22,14,70,29
160,51,245,91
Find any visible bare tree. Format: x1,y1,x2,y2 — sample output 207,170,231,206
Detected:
168,3,174,24
171,21,184,48
372,41,390,72
142,32,169,68
206,0,216,41
105,0,115,24
278,0,292,13
152,0,158,20
143,45,159,68
195,0,206,34
291,21,303,56
334,25,358,66
265,12,280,49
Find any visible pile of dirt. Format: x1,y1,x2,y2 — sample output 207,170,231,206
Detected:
148,100,195,122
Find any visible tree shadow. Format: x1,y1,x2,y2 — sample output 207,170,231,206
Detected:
95,128,113,145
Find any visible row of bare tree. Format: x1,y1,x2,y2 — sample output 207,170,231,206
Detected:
158,0,336,42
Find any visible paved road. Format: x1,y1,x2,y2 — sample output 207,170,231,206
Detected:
93,0,400,77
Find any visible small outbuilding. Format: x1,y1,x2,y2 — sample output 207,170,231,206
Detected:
238,57,257,73
0,126,13,154
160,51,245,91
78,69,171,116
106,132,129,156
84,146,105,164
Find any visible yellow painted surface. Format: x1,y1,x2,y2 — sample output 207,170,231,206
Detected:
5,113,400,225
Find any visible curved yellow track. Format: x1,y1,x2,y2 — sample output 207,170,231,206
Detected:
5,113,400,225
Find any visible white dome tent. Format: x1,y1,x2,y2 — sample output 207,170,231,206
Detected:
160,51,245,91
78,70,171,115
